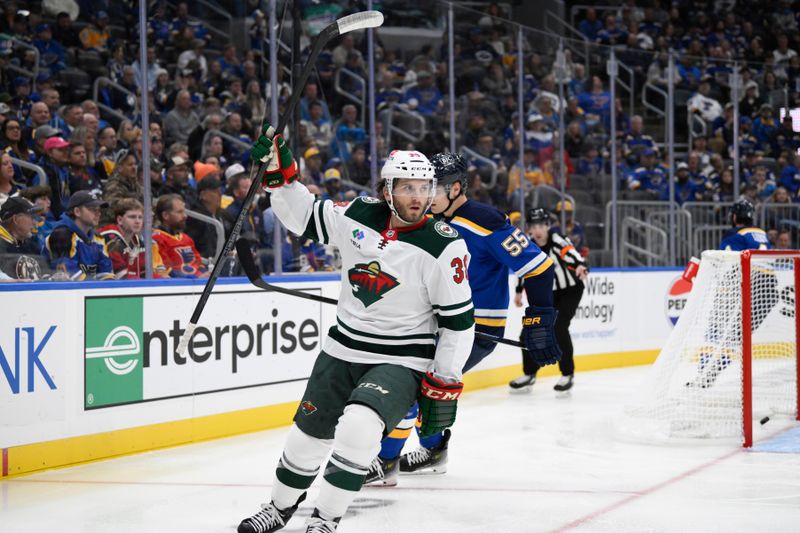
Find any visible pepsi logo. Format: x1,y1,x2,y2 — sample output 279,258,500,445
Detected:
665,276,693,326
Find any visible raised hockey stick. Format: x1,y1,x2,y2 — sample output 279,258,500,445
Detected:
177,11,385,356
234,238,527,349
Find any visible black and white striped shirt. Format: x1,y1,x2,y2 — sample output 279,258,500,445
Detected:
517,230,587,293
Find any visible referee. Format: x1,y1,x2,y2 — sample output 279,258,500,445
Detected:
510,207,588,392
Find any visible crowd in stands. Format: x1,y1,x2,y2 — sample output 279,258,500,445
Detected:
1,1,799,281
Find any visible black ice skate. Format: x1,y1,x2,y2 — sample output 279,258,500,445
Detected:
554,374,574,392
364,456,398,486
399,429,451,475
238,493,306,533
509,374,536,390
305,509,340,533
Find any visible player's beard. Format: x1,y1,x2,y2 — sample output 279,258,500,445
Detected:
393,198,427,225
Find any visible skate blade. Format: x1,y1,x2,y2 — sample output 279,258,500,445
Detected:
399,466,447,476
555,390,572,398
364,477,398,487
509,385,534,394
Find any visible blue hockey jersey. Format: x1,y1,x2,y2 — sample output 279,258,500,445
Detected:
719,227,771,251
446,200,553,327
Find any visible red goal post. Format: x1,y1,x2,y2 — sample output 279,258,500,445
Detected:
741,250,800,448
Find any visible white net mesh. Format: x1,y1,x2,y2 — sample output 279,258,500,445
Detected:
621,250,798,443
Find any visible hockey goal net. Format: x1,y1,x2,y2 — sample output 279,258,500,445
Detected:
622,250,799,447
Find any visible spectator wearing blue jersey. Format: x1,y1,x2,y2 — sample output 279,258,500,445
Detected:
32,23,65,73
736,117,761,157
622,115,657,162
44,190,114,280
596,14,628,45
403,70,442,119
719,198,771,251
753,103,779,154
780,153,800,196
665,162,704,204
775,115,800,154
628,148,668,196
578,8,603,41
577,76,611,131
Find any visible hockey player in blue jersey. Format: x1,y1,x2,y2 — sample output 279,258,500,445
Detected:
719,198,771,251
365,153,560,485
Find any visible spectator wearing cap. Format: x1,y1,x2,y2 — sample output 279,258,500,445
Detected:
321,169,347,202
524,114,555,165
160,155,196,206
164,89,200,146
330,104,365,162
0,197,44,280
300,83,332,123
186,174,233,260
153,193,207,278
33,136,71,220
629,148,668,196
79,11,111,52
102,149,141,220
739,80,763,119
99,198,169,279
753,104,779,155
32,23,65,73
666,162,705,205
44,190,113,280
28,124,59,167
225,169,265,245
301,147,324,186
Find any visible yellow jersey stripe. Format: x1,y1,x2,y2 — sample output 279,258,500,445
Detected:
475,317,507,327
387,427,413,440
523,256,555,278
449,216,491,236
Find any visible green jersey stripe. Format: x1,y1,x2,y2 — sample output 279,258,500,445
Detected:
317,200,329,243
435,308,474,331
329,327,436,359
337,318,436,341
432,298,473,311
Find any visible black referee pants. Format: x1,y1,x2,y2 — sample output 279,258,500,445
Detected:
520,284,584,377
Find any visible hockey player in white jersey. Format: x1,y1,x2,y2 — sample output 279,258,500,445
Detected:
237,125,474,533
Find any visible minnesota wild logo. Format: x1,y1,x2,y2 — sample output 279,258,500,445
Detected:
348,261,399,307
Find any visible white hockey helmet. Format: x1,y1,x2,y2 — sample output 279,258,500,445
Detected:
380,150,436,224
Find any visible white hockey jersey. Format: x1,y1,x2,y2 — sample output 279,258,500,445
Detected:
270,182,475,381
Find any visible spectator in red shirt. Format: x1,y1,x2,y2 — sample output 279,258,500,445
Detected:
99,198,169,279
152,193,207,278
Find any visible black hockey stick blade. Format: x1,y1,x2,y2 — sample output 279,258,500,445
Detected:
234,239,524,349
235,238,338,305
176,11,384,356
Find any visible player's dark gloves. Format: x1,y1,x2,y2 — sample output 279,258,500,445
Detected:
250,123,298,188
522,306,562,366
418,372,463,437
